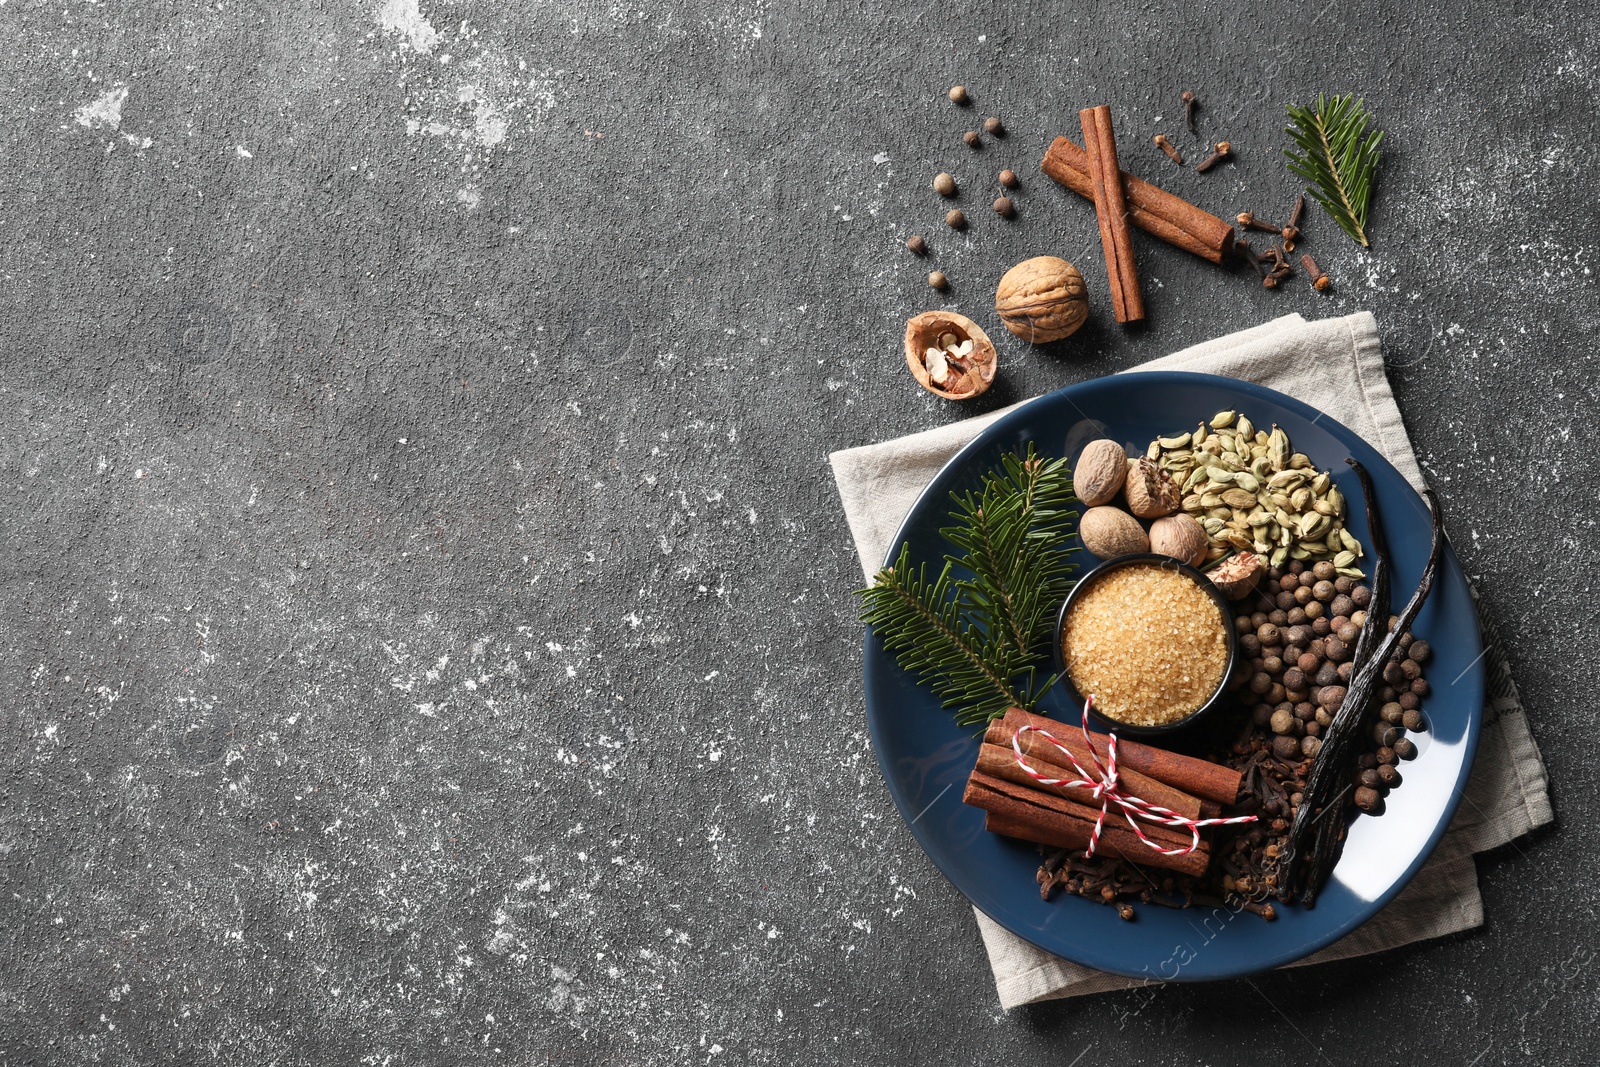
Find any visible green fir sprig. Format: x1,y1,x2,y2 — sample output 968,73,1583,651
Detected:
857,447,1079,727
1284,94,1385,248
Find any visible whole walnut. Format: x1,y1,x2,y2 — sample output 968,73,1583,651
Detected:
1072,439,1127,506
1124,458,1181,518
994,256,1089,343
1079,506,1149,559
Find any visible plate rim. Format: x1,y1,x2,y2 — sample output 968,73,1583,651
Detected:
862,369,1484,980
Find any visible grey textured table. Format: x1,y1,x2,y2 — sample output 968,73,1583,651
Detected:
1,0,1592,1063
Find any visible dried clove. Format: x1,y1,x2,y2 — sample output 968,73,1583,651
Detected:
1282,195,1305,249
1195,141,1232,173
1236,210,1282,234
1182,90,1198,131
1301,253,1330,291
1153,133,1183,165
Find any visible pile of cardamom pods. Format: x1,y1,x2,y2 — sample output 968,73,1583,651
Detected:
1145,411,1366,577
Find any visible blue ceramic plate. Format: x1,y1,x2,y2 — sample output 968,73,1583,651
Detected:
863,371,1482,982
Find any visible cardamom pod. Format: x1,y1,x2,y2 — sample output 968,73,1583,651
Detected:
1251,456,1273,480
1333,550,1357,569
1336,565,1366,579
1226,531,1253,550
1246,511,1272,528
1339,528,1363,556
1233,471,1260,493
1290,486,1312,511
1193,425,1209,445
1183,467,1209,492
1201,516,1226,536
1267,469,1303,490
1268,426,1291,471
1254,538,1272,554
1200,492,1223,508
1207,505,1232,520
1236,415,1254,440
1181,493,1203,511
1147,440,1161,460
1270,545,1289,568
1327,486,1346,519
1207,469,1236,485
1312,499,1336,517
1211,410,1236,428
1311,471,1331,496
1289,452,1313,470
1287,545,1310,561
1222,488,1257,509
1157,433,1192,449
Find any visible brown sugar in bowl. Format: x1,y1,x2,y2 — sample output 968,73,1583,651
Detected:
1052,553,1238,737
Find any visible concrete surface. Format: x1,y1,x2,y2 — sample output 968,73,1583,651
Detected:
0,0,1593,1063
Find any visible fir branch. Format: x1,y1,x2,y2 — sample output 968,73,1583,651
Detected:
1284,94,1384,248
858,445,1079,727
859,545,1038,726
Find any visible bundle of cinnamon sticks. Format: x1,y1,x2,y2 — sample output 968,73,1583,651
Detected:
963,707,1244,878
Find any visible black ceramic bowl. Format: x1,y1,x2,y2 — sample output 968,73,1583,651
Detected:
1052,553,1240,738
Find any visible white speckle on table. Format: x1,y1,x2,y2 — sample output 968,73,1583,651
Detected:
377,0,440,53
74,84,128,130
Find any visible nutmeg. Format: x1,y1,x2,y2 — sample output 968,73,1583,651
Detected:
1072,440,1127,507
1206,551,1266,601
1079,506,1149,560
994,256,1089,343
1124,458,1181,518
1149,514,1208,567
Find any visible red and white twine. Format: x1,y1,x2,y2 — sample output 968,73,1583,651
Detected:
1011,698,1257,860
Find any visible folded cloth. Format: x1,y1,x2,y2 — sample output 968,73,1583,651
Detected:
829,312,1553,1008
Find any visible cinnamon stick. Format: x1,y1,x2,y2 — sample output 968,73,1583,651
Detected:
1001,707,1243,807
1079,106,1144,324
1041,137,1236,265
970,783,1211,878
965,768,1198,851
977,729,1206,823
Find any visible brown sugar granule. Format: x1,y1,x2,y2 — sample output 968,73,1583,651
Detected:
1061,563,1229,727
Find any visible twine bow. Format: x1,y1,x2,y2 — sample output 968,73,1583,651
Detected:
1011,697,1257,859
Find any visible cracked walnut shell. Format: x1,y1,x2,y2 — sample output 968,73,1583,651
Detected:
903,311,998,400
994,256,1089,343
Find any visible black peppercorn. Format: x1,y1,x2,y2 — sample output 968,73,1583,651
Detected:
963,130,982,148
945,208,967,229
1380,701,1404,725
1275,590,1296,611
1376,765,1401,788
1373,723,1399,747
1311,580,1335,602
933,172,957,196
1383,660,1406,686
1401,708,1424,732
1354,786,1382,813
1273,734,1302,760
992,196,1014,217
1408,639,1431,663
928,270,948,290
906,234,928,255
1252,703,1274,726
1251,611,1269,628
1336,661,1354,682
1286,606,1308,626
1317,685,1347,709
1250,671,1273,695
1400,659,1422,681
1334,576,1354,595
1293,585,1314,606
1393,737,1418,760
1300,735,1322,757
1330,594,1356,619
1410,677,1430,697
1279,573,1300,591
1313,561,1336,582
998,168,1019,188
1240,633,1261,657
1296,652,1318,674
1267,609,1288,627
1351,585,1372,608
1376,746,1397,765
1357,753,1378,771
1288,560,1306,575
984,116,1004,135
1304,602,1325,622
1257,622,1281,645
1282,667,1306,691
1336,622,1359,644
1358,768,1381,789
948,84,969,104
1398,691,1420,710
1323,635,1349,663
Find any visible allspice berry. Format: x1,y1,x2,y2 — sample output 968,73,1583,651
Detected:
945,209,967,230
992,196,1014,218
998,168,1019,188
948,85,969,104
963,130,981,148
984,116,1004,135
928,270,948,291
933,172,957,197
906,234,927,256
